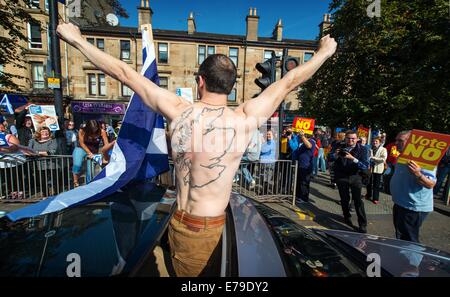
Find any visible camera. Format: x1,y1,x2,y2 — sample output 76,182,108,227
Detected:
337,142,350,157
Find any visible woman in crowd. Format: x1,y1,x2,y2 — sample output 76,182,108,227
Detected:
366,136,387,204
28,126,60,196
72,120,110,187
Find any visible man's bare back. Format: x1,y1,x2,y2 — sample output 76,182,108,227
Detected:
55,22,337,219
170,103,254,217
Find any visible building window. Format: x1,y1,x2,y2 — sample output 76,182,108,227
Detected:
122,83,133,97
159,77,168,89
98,74,106,96
31,63,45,89
87,38,104,51
88,73,106,96
227,88,237,102
229,48,238,66
45,0,49,11
207,46,215,56
304,52,314,63
198,45,215,65
120,40,131,60
264,50,273,61
96,39,105,51
29,0,40,9
28,22,42,49
158,43,168,64
88,74,97,95
198,45,206,65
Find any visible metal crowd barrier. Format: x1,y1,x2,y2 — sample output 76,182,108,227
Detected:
232,160,297,205
1,154,298,205
155,160,298,205
0,155,100,201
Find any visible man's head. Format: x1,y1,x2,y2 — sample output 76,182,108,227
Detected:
345,130,358,147
395,130,411,152
196,54,237,97
266,130,273,141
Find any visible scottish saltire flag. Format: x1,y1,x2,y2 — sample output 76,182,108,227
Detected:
7,25,169,221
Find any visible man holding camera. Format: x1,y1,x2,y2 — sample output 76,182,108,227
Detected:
330,130,370,233
288,129,315,203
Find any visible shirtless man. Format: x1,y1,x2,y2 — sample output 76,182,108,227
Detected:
56,22,337,276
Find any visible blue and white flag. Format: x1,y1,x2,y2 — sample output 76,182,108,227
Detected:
0,94,14,114
7,25,169,221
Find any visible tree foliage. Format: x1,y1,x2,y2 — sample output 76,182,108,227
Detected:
0,1,36,91
301,0,449,136
0,0,128,92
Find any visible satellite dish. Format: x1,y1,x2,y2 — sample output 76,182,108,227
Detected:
106,13,119,26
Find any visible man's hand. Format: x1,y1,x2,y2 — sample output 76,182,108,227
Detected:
407,160,422,177
56,22,84,48
343,151,356,161
317,34,337,59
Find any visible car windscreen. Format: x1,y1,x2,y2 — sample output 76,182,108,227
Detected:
253,202,365,277
0,182,176,277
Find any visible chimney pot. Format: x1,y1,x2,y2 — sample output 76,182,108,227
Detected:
146,0,149,8
253,8,257,16
249,7,252,16
141,0,144,7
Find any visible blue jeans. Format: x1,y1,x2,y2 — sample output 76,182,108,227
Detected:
72,147,87,174
236,156,255,184
434,165,450,195
317,148,326,172
72,147,95,183
313,157,318,175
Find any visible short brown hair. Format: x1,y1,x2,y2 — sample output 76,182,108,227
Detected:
35,127,53,141
197,54,237,95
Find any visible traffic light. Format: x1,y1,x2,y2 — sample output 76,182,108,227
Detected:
255,52,276,91
281,56,299,77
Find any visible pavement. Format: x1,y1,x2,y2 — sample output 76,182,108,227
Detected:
262,171,450,253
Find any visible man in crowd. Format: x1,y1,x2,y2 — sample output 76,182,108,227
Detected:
390,131,436,243
330,130,370,233
289,129,315,203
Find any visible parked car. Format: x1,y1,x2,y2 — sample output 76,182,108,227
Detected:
0,181,449,277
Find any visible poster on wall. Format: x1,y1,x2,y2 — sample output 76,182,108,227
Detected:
176,88,194,104
29,105,60,132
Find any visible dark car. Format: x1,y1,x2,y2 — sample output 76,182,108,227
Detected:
0,181,449,277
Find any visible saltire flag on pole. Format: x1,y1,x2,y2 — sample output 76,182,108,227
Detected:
7,25,169,221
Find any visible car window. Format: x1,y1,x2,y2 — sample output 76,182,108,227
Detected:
0,182,176,276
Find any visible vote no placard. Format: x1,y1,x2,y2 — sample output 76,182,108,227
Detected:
397,129,450,170
292,117,315,135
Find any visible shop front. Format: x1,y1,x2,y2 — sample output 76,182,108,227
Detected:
71,101,126,128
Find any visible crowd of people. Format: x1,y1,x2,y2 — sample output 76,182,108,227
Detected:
1,102,449,244
279,126,449,243
0,103,121,198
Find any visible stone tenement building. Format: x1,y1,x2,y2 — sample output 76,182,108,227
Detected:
0,0,331,125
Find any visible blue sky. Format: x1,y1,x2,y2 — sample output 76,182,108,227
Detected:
119,0,332,40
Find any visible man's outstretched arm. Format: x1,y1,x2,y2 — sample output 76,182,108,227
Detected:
237,35,337,126
56,23,188,120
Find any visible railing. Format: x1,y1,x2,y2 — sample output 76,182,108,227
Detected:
1,155,297,204
0,155,100,201
232,160,297,205
155,160,298,205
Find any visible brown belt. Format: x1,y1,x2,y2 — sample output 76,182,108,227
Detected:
173,209,225,231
